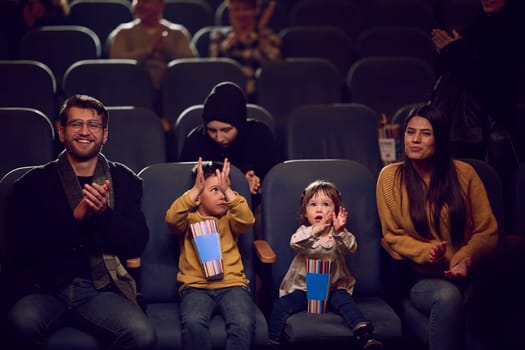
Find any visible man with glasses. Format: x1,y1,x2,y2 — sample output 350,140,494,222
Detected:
5,95,156,349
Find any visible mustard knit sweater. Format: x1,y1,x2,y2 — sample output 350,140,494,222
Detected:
376,160,498,276
165,191,255,292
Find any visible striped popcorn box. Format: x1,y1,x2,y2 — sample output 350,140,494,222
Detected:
378,123,402,165
305,258,332,314
190,220,224,280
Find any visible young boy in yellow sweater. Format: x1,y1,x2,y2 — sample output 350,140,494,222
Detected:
165,157,256,350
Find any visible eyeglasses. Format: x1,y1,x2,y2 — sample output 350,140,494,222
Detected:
66,119,105,131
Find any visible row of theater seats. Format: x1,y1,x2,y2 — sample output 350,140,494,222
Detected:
10,52,523,134
2,101,524,233
9,22,437,74
0,0,480,58
3,21,438,87
0,55,437,124
0,0,481,89
0,103,384,179
3,91,525,178
2,156,522,350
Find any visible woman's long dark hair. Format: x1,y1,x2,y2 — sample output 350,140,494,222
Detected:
397,104,466,247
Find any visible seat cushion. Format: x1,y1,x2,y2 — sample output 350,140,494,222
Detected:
47,327,104,350
284,296,401,344
147,301,268,350
147,303,182,350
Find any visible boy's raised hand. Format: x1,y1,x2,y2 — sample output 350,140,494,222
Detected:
189,157,205,201
217,158,235,201
216,158,230,193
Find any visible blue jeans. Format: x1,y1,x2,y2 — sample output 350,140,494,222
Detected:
180,286,255,350
409,278,465,350
7,278,156,350
267,289,368,342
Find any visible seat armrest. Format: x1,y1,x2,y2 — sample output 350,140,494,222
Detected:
380,238,404,261
254,240,276,263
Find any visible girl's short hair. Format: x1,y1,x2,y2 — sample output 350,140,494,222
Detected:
298,180,343,224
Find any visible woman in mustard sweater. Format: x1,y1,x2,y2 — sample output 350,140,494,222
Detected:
376,104,498,350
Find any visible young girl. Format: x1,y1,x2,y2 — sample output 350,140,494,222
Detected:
267,180,383,349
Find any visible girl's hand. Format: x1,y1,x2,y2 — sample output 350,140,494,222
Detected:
429,241,448,263
312,211,332,236
332,207,348,233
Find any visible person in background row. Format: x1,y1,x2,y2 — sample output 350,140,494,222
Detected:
376,104,498,350
21,0,69,29
109,0,196,129
209,0,281,102
6,94,156,349
3,0,69,59
178,81,280,238
430,0,523,199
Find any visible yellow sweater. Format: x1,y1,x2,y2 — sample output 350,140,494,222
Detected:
165,191,255,292
376,160,498,276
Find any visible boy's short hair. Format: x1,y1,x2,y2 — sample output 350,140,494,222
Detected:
192,161,231,181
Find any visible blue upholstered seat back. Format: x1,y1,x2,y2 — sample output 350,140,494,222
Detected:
286,103,383,176
261,159,383,300
138,162,254,303
103,106,166,174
